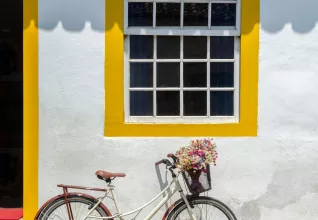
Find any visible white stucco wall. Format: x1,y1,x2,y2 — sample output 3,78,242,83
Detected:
38,0,318,219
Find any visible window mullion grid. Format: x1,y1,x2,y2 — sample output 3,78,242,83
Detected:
153,36,157,117
180,1,184,29
180,35,184,117
126,0,240,122
236,0,241,33
127,36,131,117
153,1,157,117
153,0,156,29
180,0,184,118
208,1,212,30
234,37,240,121
124,0,128,31
207,36,211,117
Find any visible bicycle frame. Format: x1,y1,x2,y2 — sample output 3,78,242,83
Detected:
75,175,197,220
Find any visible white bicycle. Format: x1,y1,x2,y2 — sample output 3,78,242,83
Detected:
35,154,237,220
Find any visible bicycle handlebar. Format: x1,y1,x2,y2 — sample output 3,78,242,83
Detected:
155,159,173,167
155,159,165,166
155,153,179,167
167,153,178,163
155,156,178,177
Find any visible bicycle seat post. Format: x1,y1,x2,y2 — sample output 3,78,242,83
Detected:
109,185,123,219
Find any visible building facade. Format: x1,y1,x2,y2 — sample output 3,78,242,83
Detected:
22,0,318,219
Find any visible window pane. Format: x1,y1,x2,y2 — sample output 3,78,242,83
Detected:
130,63,153,88
210,37,234,59
184,36,207,59
130,91,153,116
156,3,180,26
157,91,180,116
184,63,207,87
157,63,180,87
184,3,208,26
128,2,153,27
157,36,180,59
210,63,234,87
130,35,153,59
211,3,236,26
184,91,207,116
210,91,234,116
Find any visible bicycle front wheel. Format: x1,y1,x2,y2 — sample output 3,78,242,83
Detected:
38,195,109,220
167,196,237,220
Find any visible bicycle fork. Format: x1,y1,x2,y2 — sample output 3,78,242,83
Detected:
175,180,197,220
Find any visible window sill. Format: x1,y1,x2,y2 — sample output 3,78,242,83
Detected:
104,121,257,137
125,116,238,124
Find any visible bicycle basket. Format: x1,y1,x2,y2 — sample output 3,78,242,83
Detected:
182,164,212,195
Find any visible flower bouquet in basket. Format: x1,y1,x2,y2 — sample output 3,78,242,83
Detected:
175,138,218,194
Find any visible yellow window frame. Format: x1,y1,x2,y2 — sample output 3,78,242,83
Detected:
105,0,259,137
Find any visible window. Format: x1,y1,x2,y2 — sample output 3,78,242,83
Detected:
105,0,259,136
125,0,240,123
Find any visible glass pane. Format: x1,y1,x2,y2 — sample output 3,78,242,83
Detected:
211,3,236,26
184,63,207,87
157,91,180,116
184,3,208,26
128,2,153,27
130,35,153,59
210,91,234,116
156,3,181,26
157,63,180,87
184,36,207,59
210,63,234,87
184,91,207,116
130,91,153,116
130,63,153,88
157,36,180,59
210,37,234,59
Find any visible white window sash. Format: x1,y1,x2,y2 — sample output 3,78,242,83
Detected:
124,37,240,123
124,0,241,123
124,0,241,37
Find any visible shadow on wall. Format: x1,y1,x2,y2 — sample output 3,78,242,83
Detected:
261,0,318,33
25,0,105,32
22,0,318,33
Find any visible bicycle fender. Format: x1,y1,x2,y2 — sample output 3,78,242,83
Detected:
162,196,237,220
162,195,212,220
162,197,188,220
34,192,113,219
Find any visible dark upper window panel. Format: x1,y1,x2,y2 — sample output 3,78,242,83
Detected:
211,3,236,26
184,3,208,27
156,3,181,26
128,2,153,27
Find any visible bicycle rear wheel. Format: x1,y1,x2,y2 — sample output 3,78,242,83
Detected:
167,196,237,220
38,195,109,220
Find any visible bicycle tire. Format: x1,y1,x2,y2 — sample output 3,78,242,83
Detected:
38,195,109,220
167,196,237,220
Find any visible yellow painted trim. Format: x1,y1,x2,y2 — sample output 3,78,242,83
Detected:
105,0,259,137
23,0,38,218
